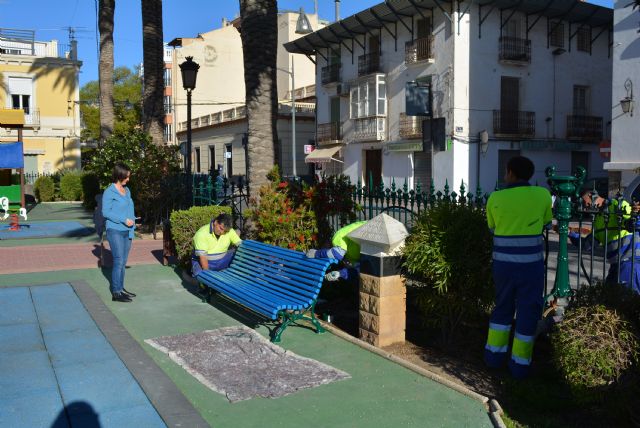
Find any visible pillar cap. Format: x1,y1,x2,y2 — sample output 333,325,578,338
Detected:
348,213,409,256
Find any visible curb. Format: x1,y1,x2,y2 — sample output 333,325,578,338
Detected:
320,321,506,428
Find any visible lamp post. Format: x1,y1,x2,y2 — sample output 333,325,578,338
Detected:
621,78,634,116
179,56,199,204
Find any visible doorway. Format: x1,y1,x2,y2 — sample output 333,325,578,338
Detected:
363,149,382,189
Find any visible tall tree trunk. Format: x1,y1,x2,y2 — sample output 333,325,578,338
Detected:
141,0,165,145
239,0,279,199
98,0,115,142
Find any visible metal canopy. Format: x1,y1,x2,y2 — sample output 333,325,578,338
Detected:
284,0,612,55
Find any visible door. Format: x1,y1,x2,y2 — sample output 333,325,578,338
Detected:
573,85,590,116
194,147,201,173
413,149,432,190
498,149,520,187
209,145,216,174
500,77,520,134
225,144,233,178
364,149,382,189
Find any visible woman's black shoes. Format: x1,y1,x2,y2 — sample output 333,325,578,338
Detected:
112,293,132,302
122,288,137,297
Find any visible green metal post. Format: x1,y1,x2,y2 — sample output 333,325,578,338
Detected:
545,166,586,309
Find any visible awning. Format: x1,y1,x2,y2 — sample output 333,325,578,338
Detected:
305,145,342,163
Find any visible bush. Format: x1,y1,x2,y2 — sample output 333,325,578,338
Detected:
402,202,494,343
169,205,232,267
85,128,182,229
551,305,639,404
59,170,84,201
34,175,55,202
81,172,100,209
246,167,319,252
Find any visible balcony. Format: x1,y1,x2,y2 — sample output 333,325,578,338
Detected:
566,115,603,141
405,37,435,64
358,53,382,77
399,113,423,139
353,116,386,142
321,63,341,85
493,110,535,138
22,108,40,128
317,122,343,145
499,37,531,64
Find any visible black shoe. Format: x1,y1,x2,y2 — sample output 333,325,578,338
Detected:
112,293,132,302
122,288,136,297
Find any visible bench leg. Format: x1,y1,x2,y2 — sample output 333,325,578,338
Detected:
301,302,325,335
198,283,213,303
271,315,293,343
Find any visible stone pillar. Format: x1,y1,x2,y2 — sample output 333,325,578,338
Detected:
347,214,408,347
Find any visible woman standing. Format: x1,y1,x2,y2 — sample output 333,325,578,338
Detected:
102,162,137,302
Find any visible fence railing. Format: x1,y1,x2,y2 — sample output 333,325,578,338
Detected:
493,110,535,138
399,113,423,139
405,37,434,64
321,63,341,85
358,53,382,76
317,122,343,143
499,36,531,63
566,115,603,141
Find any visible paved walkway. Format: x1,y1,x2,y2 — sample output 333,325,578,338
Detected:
0,239,164,274
0,284,166,427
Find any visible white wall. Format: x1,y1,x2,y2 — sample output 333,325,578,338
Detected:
606,0,640,188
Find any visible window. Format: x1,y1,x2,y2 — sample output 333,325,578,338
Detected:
8,77,32,114
163,68,171,87
576,27,591,52
209,146,216,172
571,151,589,175
164,95,172,114
329,48,340,65
573,85,590,116
549,22,564,48
163,124,172,143
194,147,201,173
350,75,386,119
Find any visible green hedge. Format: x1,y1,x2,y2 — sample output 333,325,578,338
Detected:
169,205,232,267
34,175,55,202
59,171,84,201
81,172,100,209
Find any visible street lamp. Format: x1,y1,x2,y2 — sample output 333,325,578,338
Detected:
295,8,313,34
279,58,298,178
179,56,200,203
621,78,634,116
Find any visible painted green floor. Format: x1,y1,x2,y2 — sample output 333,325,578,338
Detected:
0,202,98,247
1,265,492,428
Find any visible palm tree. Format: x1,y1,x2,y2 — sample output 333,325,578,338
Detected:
98,0,115,142
141,0,165,145
239,0,279,198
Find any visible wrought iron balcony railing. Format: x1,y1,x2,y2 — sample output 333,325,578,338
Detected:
353,116,386,142
399,113,423,139
493,110,535,138
405,37,435,64
499,36,531,63
358,53,382,76
566,115,603,141
321,63,341,85
317,122,343,144
23,108,40,128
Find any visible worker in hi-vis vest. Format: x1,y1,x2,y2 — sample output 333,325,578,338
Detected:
484,156,552,379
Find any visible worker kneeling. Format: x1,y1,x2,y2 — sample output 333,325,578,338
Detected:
191,213,242,276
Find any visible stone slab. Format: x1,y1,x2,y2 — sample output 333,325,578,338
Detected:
359,292,406,317
360,273,406,297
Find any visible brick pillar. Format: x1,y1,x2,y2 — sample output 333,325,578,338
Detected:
358,254,406,347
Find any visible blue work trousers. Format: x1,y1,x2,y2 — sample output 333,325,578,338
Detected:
485,260,544,378
106,229,132,295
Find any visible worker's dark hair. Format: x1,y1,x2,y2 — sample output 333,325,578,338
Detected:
506,156,535,181
214,213,232,230
112,162,131,183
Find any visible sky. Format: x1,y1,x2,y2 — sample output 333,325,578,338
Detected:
0,0,614,87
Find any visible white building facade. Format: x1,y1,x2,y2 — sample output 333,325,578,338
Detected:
287,0,612,192
169,11,324,179
605,1,640,197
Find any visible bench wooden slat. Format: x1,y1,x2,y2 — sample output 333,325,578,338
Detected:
224,263,319,305
240,241,336,275
232,251,323,285
232,252,322,292
219,267,319,309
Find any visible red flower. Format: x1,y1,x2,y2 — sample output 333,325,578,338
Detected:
278,217,283,223
311,234,317,241
286,208,293,215
278,182,288,189
298,234,305,242
288,242,297,249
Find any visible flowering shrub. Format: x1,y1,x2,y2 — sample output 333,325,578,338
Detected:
247,167,319,251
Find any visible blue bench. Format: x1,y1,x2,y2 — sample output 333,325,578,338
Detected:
196,240,335,342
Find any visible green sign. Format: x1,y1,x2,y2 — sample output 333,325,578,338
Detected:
385,141,423,152
521,140,583,151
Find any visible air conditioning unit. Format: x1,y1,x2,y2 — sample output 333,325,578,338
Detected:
336,83,350,97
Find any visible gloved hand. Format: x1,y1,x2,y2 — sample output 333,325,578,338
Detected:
325,271,341,282
306,249,317,258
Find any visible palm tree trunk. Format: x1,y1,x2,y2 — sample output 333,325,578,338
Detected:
98,0,115,142
239,0,279,199
141,0,165,145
